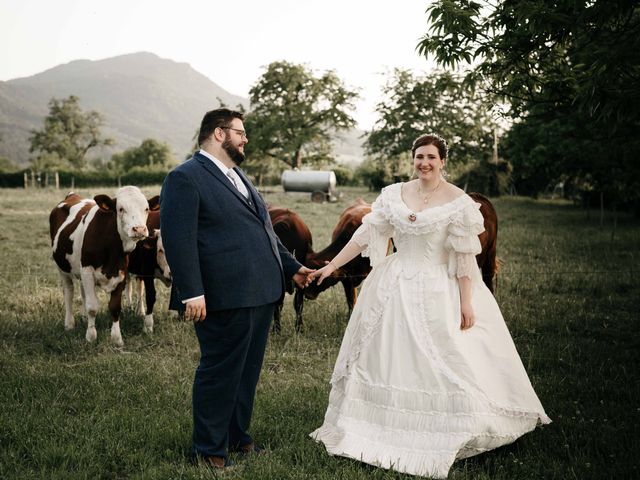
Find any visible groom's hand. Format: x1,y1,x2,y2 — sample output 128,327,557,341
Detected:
293,266,315,289
185,297,207,322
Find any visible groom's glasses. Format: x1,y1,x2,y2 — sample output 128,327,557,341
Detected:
221,127,247,139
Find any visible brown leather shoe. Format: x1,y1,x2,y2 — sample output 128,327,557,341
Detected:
229,442,266,456
201,455,234,469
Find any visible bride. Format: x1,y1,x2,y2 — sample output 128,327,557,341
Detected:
309,134,550,479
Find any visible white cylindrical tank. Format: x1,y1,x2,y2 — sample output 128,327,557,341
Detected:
281,170,338,203
281,170,336,193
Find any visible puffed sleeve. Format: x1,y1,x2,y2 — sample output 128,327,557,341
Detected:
445,199,485,284
351,189,395,267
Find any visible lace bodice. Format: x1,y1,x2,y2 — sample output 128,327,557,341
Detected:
351,183,485,282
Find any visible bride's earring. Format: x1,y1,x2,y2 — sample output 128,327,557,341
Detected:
440,163,449,179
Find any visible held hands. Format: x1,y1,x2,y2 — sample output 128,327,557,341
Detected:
185,267,314,322
293,266,316,289
308,261,338,285
460,302,475,330
185,297,207,323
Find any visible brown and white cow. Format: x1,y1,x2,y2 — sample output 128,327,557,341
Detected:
125,205,172,333
49,186,155,346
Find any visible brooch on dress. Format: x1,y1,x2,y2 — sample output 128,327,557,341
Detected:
408,213,417,222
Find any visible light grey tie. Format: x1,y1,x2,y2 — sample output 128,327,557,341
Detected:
226,170,250,202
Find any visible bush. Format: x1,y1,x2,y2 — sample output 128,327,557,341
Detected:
0,168,169,189
453,159,513,196
332,165,358,186
355,158,391,191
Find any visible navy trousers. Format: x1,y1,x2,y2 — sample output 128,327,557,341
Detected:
192,303,275,458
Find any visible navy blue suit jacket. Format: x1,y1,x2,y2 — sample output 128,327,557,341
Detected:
160,152,301,312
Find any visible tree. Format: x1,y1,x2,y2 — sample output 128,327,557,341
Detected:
418,0,640,123
29,96,114,170
244,61,359,169
111,138,175,174
418,0,640,205
364,69,499,181
0,156,18,173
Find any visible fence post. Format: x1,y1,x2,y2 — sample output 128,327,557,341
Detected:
23,172,28,189
71,176,75,190
30,170,35,188
55,171,59,190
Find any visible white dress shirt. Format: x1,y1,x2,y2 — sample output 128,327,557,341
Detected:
199,149,249,199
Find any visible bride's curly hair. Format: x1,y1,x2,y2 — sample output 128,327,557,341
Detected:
411,133,448,161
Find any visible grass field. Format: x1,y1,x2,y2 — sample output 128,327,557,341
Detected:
0,185,638,479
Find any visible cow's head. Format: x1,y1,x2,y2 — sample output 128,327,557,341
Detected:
303,257,344,299
153,229,172,286
303,270,344,299
95,186,150,252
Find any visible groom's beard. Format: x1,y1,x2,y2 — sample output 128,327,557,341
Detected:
222,137,246,166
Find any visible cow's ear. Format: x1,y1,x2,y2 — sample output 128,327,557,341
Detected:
94,194,116,212
148,195,160,211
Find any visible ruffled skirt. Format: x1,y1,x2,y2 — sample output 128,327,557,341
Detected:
310,256,550,478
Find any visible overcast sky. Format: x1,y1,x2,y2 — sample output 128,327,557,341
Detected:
0,0,436,130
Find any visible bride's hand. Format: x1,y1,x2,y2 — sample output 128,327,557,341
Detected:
308,261,338,285
460,302,475,330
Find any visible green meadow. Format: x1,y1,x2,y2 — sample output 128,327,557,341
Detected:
0,186,638,479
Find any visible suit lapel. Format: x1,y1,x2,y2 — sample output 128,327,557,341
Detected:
195,154,259,217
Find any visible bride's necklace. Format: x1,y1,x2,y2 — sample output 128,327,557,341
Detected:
417,178,442,204
407,178,443,223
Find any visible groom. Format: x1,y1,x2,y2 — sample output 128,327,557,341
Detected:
160,108,314,469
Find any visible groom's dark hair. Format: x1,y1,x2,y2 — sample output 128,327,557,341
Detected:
198,108,245,146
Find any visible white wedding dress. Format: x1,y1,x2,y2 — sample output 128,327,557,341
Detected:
310,183,551,479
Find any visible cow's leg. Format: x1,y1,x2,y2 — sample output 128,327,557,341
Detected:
142,277,156,334
343,280,357,317
294,288,305,333
135,277,146,316
272,301,282,334
59,271,75,330
109,281,127,347
80,270,99,343
124,274,133,307
79,282,86,317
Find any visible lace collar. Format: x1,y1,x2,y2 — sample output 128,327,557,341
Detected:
378,183,479,234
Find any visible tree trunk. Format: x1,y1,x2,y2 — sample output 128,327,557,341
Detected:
611,204,618,243
295,149,302,170
585,192,591,220
600,191,604,228
55,171,60,190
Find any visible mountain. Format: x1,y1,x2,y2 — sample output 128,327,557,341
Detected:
0,52,365,167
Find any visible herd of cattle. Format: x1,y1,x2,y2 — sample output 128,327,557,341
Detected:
49,186,498,346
